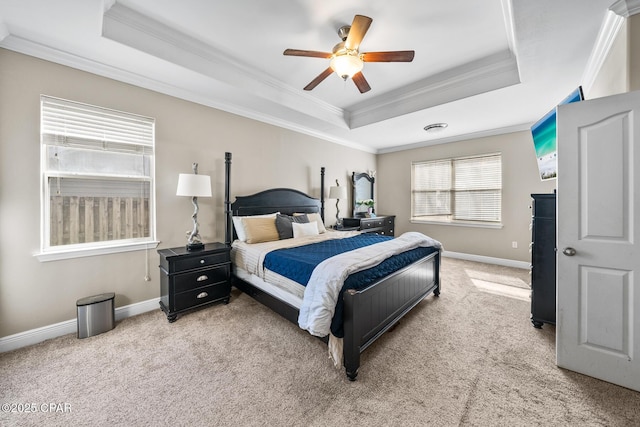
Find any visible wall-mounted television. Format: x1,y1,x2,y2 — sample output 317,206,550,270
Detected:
531,86,584,181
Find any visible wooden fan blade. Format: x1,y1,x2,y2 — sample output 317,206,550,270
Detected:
352,71,371,93
283,49,332,59
345,15,372,51
361,50,415,62
304,67,334,91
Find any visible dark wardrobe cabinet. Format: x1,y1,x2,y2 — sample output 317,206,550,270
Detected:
530,193,556,328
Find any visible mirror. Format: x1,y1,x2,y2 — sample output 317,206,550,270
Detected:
352,172,375,217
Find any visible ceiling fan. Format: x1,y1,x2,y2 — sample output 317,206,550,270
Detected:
283,15,415,94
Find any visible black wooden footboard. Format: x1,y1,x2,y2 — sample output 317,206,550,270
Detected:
234,249,441,381
342,250,440,380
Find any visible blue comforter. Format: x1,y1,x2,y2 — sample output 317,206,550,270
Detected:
263,234,437,337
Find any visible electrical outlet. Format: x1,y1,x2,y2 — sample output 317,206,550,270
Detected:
512,241,518,249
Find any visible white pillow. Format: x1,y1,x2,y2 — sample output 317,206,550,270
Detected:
233,212,278,242
307,213,327,233
292,221,319,238
295,212,326,233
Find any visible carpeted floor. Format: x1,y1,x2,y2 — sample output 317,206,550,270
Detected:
1,257,639,426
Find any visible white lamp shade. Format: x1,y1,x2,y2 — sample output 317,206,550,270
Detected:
329,186,347,200
176,173,212,197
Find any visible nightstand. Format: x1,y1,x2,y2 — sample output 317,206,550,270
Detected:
158,242,231,322
342,215,395,236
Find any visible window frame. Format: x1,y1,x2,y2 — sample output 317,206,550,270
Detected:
36,96,158,262
411,153,503,229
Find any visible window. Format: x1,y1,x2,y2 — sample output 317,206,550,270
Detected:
412,153,502,225
39,96,156,260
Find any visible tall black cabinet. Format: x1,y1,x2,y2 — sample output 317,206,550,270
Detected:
530,193,556,328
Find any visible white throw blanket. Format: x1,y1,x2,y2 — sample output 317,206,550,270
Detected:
298,231,442,337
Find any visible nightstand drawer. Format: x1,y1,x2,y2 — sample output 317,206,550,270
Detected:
174,282,231,312
172,252,229,273
173,264,230,294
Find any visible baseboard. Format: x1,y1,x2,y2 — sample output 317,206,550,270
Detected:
1,254,526,352
0,297,160,353
442,251,530,270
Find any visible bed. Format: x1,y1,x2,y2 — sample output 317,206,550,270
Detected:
223,153,441,380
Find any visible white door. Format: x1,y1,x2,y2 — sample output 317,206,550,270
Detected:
556,90,640,391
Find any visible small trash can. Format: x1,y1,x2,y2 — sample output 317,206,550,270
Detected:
76,292,115,339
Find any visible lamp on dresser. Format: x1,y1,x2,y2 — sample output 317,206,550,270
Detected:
329,179,348,227
176,163,212,251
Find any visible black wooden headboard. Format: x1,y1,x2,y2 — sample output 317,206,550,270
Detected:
224,153,325,245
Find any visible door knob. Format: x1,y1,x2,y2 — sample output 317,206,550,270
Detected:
562,247,577,256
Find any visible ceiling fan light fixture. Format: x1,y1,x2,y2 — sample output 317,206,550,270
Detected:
330,54,364,80
284,15,411,92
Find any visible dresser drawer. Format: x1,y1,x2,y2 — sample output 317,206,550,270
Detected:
383,217,394,235
173,264,230,293
361,218,384,229
341,215,395,236
174,282,231,312
342,217,361,228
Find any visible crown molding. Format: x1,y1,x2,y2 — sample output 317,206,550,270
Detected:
0,33,378,154
102,2,347,130
610,0,640,17
500,0,519,77
581,8,627,94
1,29,519,156
102,3,523,138
348,50,520,129
0,34,278,122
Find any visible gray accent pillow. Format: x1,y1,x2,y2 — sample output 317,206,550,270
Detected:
275,213,309,239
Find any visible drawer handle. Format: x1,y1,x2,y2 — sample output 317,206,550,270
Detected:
196,275,208,282
197,292,208,299
200,259,205,264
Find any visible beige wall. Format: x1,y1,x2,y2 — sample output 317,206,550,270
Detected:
377,132,556,262
0,49,375,338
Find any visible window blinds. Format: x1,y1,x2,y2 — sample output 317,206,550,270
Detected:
453,155,501,222
412,154,502,223
41,95,154,154
412,159,451,216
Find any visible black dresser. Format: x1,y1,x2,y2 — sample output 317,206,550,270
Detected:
342,215,395,236
158,242,231,322
530,193,556,328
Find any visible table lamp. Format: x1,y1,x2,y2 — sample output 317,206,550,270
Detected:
176,163,212,251
329,179,348,228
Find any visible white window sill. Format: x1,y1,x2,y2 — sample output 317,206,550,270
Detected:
35,240,160,262
410,219,503,229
